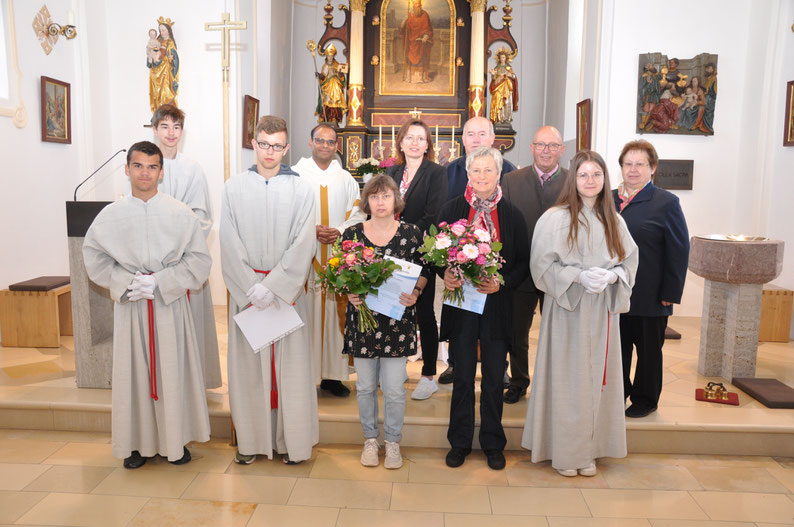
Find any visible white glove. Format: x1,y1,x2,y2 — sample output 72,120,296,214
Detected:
246,282,275,310
579,269,607,294
127,272,156,301
588,267,618,285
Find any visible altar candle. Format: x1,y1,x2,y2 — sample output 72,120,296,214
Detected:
379,125,382,145
451,125,455,146
391,125,395,144
435,124,439,145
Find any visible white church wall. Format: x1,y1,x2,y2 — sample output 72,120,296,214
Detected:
593,0,785,317
0,0,82,288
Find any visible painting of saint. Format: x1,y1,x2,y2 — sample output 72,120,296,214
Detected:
379,0,455,96
40,76,71,144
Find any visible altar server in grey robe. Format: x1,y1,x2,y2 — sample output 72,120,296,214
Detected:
83,141,212,469
221,115,319,465
522,150,638,477
151,104,221,389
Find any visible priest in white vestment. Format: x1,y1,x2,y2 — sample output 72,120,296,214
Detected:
292,123,365,396
151,104,221,389
83,141,212,469
221,116,319,464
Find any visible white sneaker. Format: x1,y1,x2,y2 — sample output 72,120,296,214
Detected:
411,377,438,400
384,440,402,469
360,438,379,467
557,468,578,477
578,461,597,476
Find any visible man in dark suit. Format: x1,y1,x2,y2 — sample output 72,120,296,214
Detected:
439,116,517,385
500,125,567,403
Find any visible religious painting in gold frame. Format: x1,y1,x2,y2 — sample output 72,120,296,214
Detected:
378,0,456,97
784,81,794,147
40,76,71,144
576,98,591,152
242,95,259,150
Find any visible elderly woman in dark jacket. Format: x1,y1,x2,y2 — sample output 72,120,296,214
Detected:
613,140,689,418
439,146,529,471
386,119,448,401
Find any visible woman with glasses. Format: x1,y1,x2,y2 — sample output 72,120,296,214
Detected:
522,150,638,477
614,140,689,418
386,119,447,400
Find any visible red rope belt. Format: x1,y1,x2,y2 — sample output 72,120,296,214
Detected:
602,311,610,390
253,269,278,409
142,273,158,401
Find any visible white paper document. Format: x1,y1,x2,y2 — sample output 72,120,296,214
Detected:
233,297,304,353
443,280,487,314
365,255,422,321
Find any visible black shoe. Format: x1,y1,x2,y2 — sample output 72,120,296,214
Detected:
123,450,146,469
445,447,471,468
625,404,657,418
320,379,350,397
282,454,301,465
484,449,506,470
504,385,526,404
438,366,454,385
170,446,191,465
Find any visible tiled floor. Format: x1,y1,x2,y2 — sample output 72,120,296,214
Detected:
1,310,794,525
0,431,792,526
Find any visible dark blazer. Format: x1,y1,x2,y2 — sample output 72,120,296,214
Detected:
501,165,567,293
613,183,689,317
436,196,530,341
446,156,517,200
387,159,448,234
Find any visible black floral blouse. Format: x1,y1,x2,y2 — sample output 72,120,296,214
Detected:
342,221,430,358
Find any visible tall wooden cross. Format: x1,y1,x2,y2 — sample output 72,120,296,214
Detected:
204,13,247,182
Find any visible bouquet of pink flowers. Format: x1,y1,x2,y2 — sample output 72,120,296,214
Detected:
418,219,505,305
316,236,402,332
351,156,396,181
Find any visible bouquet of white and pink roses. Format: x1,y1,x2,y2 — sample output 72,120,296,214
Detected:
316,236,402,332
418,219,505,305
351,156,396,182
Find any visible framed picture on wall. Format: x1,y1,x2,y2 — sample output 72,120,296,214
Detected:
576,98,592,151
242,94,259,149
784,81,794,147
40,76,71,144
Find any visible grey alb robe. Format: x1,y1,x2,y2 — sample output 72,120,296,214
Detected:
160,153,222,389
220,166,319,462
83,193,212,461
522,205,638,470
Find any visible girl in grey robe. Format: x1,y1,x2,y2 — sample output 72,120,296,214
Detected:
522,150,638,477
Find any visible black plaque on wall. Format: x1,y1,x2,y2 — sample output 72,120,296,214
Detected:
655,159,693,190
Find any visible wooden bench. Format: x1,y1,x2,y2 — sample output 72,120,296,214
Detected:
0,277,73,348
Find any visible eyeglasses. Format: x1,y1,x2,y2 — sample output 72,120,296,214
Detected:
576,172,604,180
402,135,427,144
622,162,649,169
312,138,336,146
532,142,562,152
256,141,287,152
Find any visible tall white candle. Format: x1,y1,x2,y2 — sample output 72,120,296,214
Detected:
379,125,382,145
435,124,439,144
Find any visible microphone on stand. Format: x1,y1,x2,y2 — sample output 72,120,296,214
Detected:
73,149,127,201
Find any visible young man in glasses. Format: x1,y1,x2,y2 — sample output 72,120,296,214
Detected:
292,123,365,397
220,115,319,465
500,125,567,404
150,104,221,390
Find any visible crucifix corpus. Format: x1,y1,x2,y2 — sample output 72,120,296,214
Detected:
204,13,247,181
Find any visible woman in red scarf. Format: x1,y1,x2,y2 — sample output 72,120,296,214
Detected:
438,147,529,471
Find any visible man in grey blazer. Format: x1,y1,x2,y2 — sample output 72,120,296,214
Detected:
500,126,567,403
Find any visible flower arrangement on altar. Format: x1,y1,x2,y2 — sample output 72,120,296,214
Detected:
418,219,505,305
316,236,402,332
352,156,395,182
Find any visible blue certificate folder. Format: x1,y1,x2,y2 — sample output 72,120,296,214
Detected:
365,256,421,321
442,281,486,314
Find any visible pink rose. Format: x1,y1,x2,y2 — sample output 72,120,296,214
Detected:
456,251,469,263
342,240,354,251
438,221,448,228
478,243,491,255
450,222,466,237
380,157,395,168
475,255,486,265
362,247,375,261
345,253,357,265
